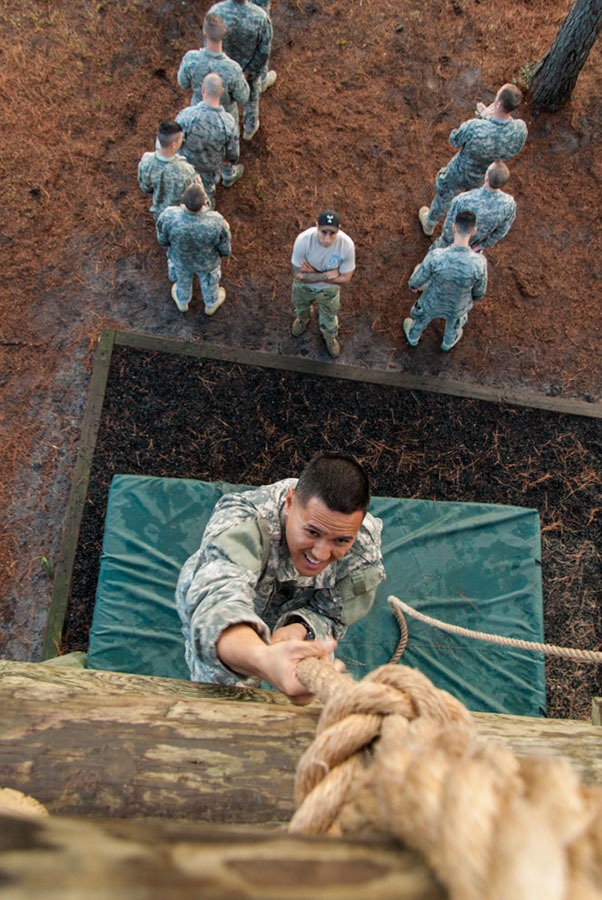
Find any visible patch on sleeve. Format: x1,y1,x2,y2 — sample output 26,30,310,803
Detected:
337,567,383,626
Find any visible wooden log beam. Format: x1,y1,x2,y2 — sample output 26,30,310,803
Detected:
0,661,312,823
1,662,601,823
0,815,445,899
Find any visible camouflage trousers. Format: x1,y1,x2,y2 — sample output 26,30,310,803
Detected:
168,260,222,308
427,160,484,226
407,297,470,349
222,102,240,181
199,170,221,205
292,282,340,337
243,75,261,134
253,0,272,82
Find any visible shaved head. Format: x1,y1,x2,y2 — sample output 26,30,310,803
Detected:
497,83,522,112
202,73,223,99
486,160,510,189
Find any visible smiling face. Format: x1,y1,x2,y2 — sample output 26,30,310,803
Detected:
284,487,364,577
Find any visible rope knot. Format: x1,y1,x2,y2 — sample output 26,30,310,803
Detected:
291,661,472,834
291,658,602,897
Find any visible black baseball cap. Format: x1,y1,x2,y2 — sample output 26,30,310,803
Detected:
317,210,340,229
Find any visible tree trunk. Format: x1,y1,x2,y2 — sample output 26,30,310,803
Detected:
1,661,601,823
0,661,315,823
531,0,602,112
0,815,446,898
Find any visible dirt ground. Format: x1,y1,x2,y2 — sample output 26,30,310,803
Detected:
1,0,600,700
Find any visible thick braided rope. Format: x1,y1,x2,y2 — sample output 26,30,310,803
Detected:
0,788,48,817
389,595,602,664
291,660,472,835
291,658,602,899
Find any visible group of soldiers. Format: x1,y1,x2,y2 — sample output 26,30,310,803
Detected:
406,83,527,350
138,1,528,353
138,0,274,315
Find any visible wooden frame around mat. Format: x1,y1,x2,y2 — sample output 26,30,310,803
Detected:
41,328,601,660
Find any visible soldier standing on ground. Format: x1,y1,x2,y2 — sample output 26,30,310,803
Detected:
290,210,356,359
177,13,250,187
156,183,231,315
418,83,527,237
208,0,273,141
249,0,277,92
176,73,242,208
430,160,517,253
403,210,488,351
137,121,200,222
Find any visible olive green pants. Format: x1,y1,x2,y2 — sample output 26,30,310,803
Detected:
291,282,340,337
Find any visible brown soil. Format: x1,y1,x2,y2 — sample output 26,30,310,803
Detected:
1,0,600,702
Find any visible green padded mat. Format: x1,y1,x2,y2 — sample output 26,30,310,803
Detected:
87,475,546,715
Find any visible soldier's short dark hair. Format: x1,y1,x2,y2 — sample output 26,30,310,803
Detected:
497,84,522,112
182,183,207,212
487,160,510,189
455,209,477,235
157,121,183,148
203,12,226,41
296,453,370,515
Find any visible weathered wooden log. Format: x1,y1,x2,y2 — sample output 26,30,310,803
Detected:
0,815,446,898
1,661,600,823
0,661,313,823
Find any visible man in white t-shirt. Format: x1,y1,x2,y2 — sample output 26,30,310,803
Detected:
290,210,356,358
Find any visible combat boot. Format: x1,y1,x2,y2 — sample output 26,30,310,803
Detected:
418,206,435,236
324,335,341,358
441,328,463,351
261,71,277,93
222,164,244,188
403,318,420,346
243,123,259,141
291,317,309,337
171,283,189,312
205,287,226,316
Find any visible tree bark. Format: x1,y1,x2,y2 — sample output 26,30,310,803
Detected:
0,661,314,823
1,662,601,822
0,815,446,898
531,0,602,112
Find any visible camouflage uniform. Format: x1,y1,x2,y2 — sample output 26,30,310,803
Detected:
406,245,488,349
137,151,199,221
426,115,527,226
156,205,231,309
176,102,239,204
250,0,272,82
175,479,385,686
177,48,249,181
208,0,272,135
431,186,517,252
